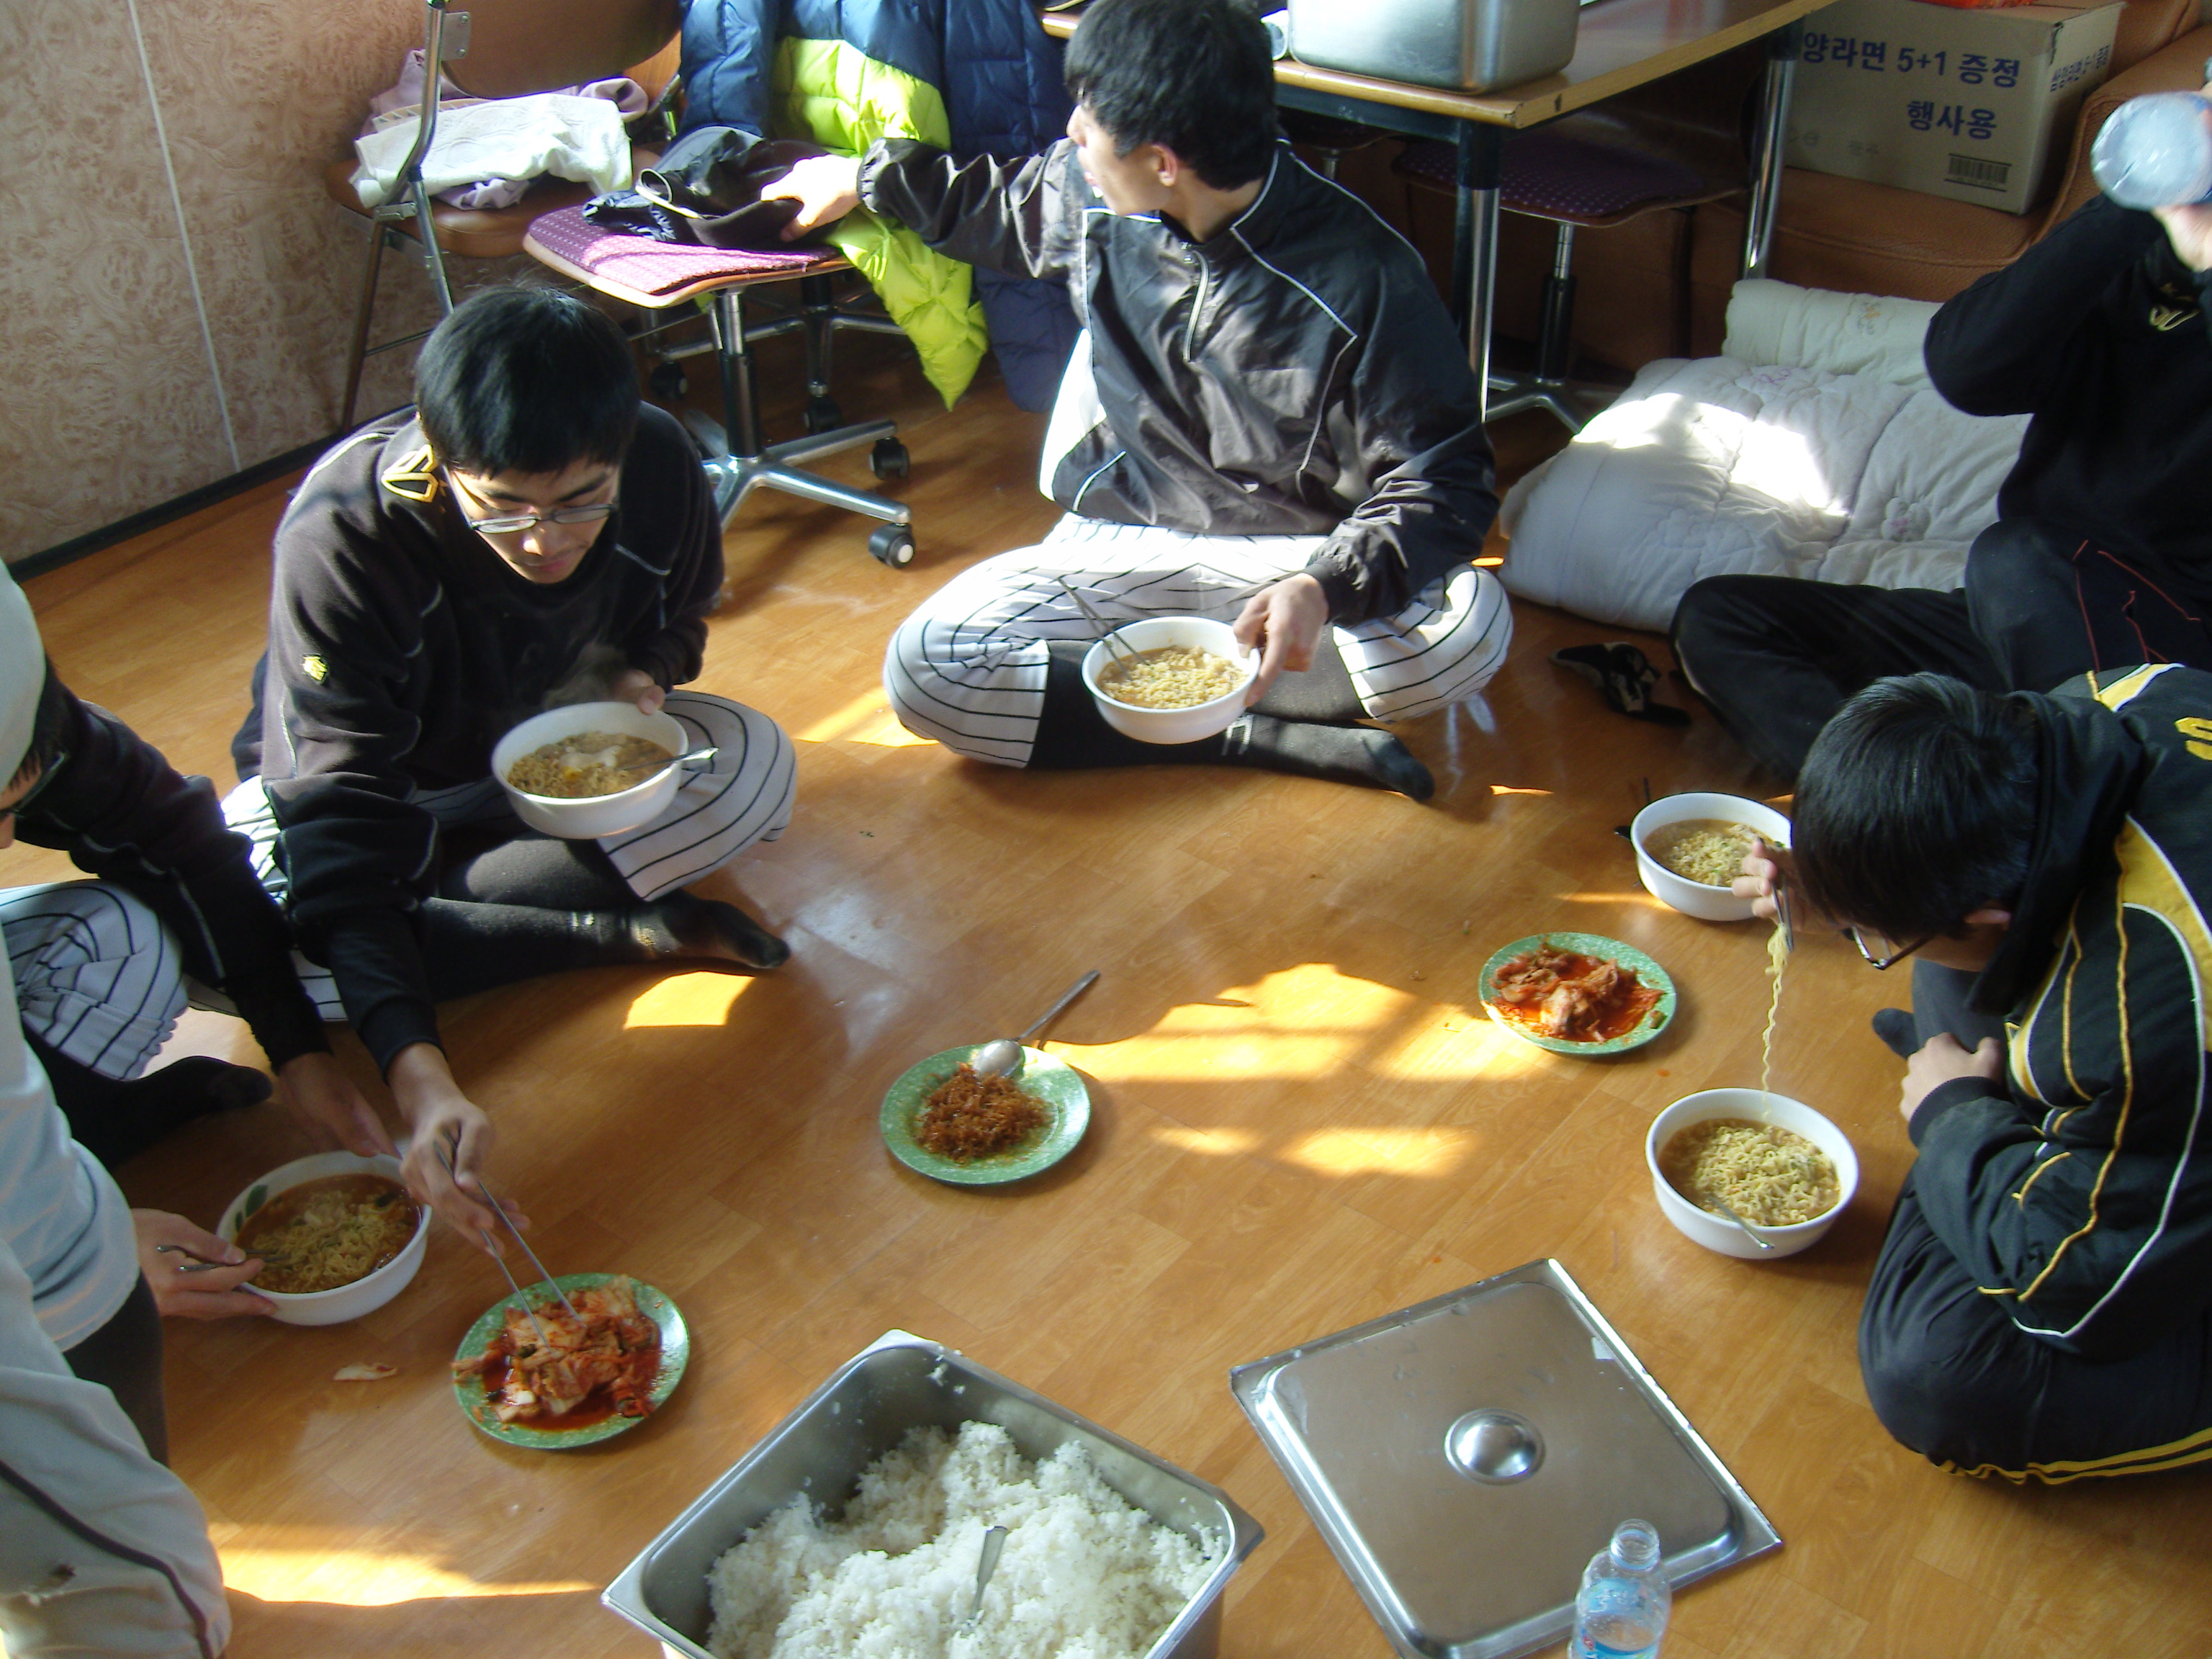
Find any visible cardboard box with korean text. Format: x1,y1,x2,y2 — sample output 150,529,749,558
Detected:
1784,0,2121,212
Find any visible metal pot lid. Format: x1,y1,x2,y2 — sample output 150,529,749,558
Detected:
1229,1259,1779,1659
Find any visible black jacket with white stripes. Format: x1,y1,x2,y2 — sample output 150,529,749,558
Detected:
230,404,720,1067
1910,664,2212,1362
17,675,328,1069
860,137,1498,624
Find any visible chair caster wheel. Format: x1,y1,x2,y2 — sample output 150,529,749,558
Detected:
648,361,687,400
870,437,909,480
868,524,916,568
805,394,843,434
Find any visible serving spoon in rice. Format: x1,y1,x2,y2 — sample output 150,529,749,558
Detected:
960,1525,1009,1635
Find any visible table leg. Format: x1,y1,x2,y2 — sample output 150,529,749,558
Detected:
1455,122,1505,424
1740,22,1802,279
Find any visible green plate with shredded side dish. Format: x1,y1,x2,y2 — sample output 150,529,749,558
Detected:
452,1272,687,1450
1478,932,1677,1056
881,1043,1090,1185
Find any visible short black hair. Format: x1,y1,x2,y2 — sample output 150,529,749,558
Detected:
1065,0,1280,190
415,288,638,476
1793,674,2039,942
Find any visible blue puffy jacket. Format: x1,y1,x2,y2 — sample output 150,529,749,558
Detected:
680,0,1079,410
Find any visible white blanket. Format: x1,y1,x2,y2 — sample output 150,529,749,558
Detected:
1497,279,2030,633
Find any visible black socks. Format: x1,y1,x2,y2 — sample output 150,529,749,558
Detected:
423,833,791,993
32,1035,272,1168
417,892,791,1002
1027,640,1434,799
1871,1007,1917,1058
626,892,791,970
1220,713,1436,801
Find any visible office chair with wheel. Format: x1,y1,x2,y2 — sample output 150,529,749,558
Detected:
523,207,917,567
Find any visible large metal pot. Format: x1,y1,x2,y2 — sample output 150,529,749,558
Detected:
1288,0,1580,91
601,1330,1265,1658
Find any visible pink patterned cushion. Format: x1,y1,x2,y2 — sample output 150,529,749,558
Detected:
1395,134,1708,222
524,205,832,299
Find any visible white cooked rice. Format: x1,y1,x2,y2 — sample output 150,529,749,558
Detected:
704,1421,1219,1659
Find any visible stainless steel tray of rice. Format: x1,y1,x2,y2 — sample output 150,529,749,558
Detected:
601,1330,1264,1659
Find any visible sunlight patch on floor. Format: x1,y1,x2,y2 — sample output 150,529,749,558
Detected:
1079,965,1415,1080
624,973,752,1028
217,1547,595,1605
1152,1124,1262,1156
1282,1125,1475,1177
1368,1015,1553,1080
794,688,932,747
1557,890,1667,909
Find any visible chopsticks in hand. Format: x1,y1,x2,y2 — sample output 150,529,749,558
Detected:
433,1135,580,1325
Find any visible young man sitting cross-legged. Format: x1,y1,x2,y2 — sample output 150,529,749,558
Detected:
768,0,1512,800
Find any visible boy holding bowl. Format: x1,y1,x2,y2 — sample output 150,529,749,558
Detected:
227,289,799,1244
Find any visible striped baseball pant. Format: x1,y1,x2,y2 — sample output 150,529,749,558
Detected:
884,517,1514,767
1,884,185,1081
222,691,794,1022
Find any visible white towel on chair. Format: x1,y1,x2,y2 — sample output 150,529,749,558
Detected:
351,92,632,210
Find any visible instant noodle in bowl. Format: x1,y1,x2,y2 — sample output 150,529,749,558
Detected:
217,1151,428,1325
1629,792,1791,922
491,700,690,839
1645,1089,1858,1259
1081,617,1256,745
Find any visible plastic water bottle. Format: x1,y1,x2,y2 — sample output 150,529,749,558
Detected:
2091,89,2212,210
1569,1519,1671,1659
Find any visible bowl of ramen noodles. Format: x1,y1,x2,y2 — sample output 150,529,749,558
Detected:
1645,1089,1858,1259
491,700,691,838
1629,793,1793,922
1081,617,1257,745
216,1152,429,1325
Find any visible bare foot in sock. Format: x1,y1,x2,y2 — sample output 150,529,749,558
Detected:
1223,714,1436,801
630,894,792,970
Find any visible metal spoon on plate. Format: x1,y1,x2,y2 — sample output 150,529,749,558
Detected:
971,970,1100,1079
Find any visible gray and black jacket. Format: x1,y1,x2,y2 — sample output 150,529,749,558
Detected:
1911,663,2212,1361
860,137,1498,624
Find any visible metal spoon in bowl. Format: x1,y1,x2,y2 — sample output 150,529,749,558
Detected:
971,971,1100,1079
1706,1195,1776,1252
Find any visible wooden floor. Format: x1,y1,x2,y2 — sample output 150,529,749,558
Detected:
13,336,2211,1659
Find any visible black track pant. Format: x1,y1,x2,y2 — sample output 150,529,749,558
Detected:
1669,518,2212,781
61,1276,167,1464
1668,578,2002,781
1856,966,2212,1481
1966,518,2212,691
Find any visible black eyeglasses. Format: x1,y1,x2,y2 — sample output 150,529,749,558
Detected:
1846,925,1934,971
4,747,68,821
444,469,618,536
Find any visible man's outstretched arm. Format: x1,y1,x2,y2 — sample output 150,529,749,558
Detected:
767,140,1084,285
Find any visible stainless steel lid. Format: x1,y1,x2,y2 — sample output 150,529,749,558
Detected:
1230,1259,1779,1659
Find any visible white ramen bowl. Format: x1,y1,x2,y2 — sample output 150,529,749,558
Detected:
1081,617,1258,745
216,1151,428,1326
1630,792,1792,922
1645,1089,1858,1260
491,701,689,838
